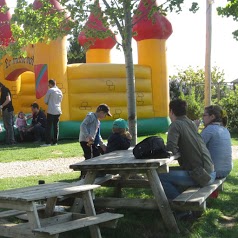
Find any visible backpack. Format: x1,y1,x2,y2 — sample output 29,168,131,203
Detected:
133,136,171,159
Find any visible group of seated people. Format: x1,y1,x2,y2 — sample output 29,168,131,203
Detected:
159,99,232,200
80,101,233,201
15,103,46,143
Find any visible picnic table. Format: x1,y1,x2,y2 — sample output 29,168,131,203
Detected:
70,149,180,233
0,182,123,238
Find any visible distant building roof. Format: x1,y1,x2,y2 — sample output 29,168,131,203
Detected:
231,78,238,83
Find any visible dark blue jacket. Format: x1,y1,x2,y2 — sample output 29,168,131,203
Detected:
106,133,131,153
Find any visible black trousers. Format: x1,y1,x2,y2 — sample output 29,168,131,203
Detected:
80,141,103,159
45,114,60,144
80,142,104,177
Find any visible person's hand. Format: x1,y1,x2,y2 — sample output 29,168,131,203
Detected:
86,135,94,142
100,144,107,152
194,119,201,128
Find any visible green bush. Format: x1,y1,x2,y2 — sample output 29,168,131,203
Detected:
219,88,238,131
180,90,203,120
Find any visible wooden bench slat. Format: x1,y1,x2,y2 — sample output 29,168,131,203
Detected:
94,197,157,210
0,184,100,202
0,205,45,218
173,178,226,206
33,212,124,235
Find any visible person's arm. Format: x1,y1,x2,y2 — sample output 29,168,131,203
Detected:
80,115,94,141
166,123,180,155
44,89,51,105
15,118,19,127
0,93,11,109
200,126,212,145
120,136,131,150
98,134,107,151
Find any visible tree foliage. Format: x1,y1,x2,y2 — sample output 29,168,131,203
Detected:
169,66,231,120
219,88,238,131
67,28,86,64
217,0,238,40
169,66,228,103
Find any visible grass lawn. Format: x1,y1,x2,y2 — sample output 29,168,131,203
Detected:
0,160,237,238
0,133,167,163
0,133,237,237
0,139,82,162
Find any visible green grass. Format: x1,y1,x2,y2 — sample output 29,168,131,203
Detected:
0,133,237,238
0,132,236,163
0,134,166,163
230,132,238,146
0,139,83,162
0,160,237,237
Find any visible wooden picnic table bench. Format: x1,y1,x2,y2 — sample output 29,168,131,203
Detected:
70,148,181,234
172,177,226,211
0,182,123,238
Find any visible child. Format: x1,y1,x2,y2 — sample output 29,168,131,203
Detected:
106,118,132,153
15,112,27,141
79,104,112,160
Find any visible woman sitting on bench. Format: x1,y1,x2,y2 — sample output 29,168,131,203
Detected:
199,105,233,179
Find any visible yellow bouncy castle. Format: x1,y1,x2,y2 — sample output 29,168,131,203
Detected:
0,0,172,140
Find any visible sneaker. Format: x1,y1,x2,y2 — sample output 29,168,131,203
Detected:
52,143,58,146
40,144,51,147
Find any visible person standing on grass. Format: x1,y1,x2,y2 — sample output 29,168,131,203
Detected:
41,79,63,147
0,82,16,145
79,104,112,178
79,104,112,159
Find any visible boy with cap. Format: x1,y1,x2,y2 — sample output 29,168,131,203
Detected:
79,104,112,163
106,118,132,153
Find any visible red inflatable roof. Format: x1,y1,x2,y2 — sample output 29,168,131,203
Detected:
132,0,172,41
0,0,13,46
78,4,116,49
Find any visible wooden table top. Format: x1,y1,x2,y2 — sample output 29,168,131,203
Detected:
0,183,100,202
70,149,180,171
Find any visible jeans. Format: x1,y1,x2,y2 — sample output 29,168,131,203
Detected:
32,124,45,141
159,169,216,200
45,114,60,144
2,109,15,144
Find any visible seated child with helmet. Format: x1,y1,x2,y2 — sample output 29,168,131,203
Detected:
106,118,132,153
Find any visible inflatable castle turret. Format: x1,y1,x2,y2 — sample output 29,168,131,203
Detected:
32,0,70,121
133,0,172,117
0,0,13,46
78,2,116,63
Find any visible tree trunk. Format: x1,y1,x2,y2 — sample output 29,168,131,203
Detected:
123,1,137,146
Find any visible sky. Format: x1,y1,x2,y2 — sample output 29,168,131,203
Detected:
6,0,238,82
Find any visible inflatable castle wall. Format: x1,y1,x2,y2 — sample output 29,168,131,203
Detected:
0,0,172,139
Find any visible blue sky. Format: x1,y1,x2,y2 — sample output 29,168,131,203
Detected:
7,1,238,82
